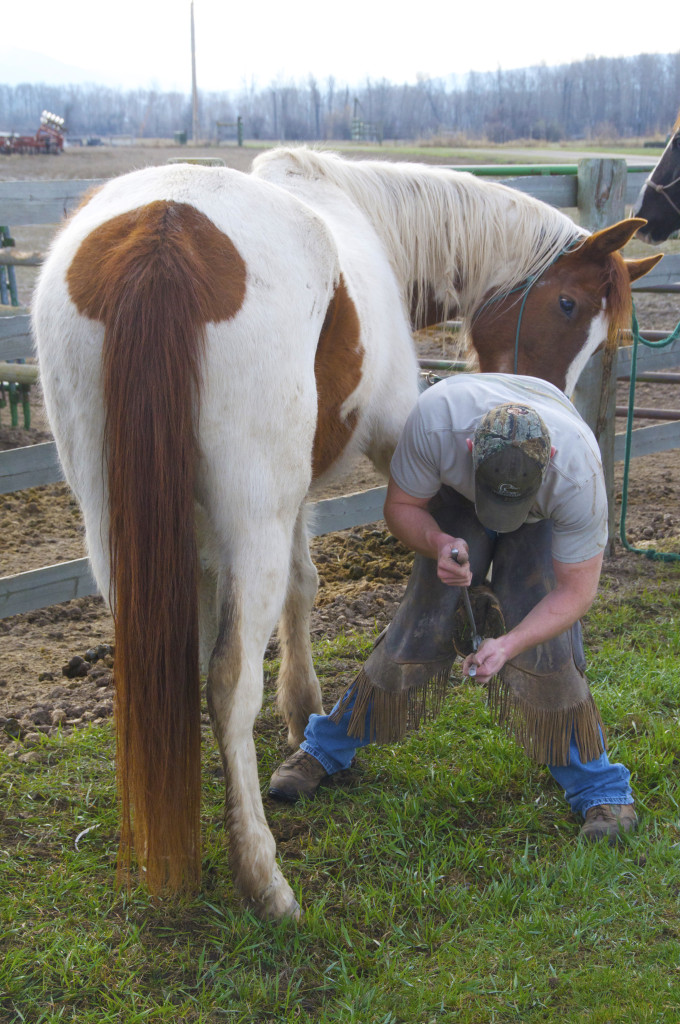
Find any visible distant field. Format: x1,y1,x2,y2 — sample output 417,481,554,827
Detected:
0,136,666,185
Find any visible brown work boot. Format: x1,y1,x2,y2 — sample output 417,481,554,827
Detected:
269,749,328,803
580,803,638,844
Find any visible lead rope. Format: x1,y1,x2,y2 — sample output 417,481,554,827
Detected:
513,280,537,374
647,176,680,219
619,303,680,562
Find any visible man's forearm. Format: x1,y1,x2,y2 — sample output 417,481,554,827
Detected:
383,480,473,587
500,586,592,661
467,553,602,682
383,499,449,560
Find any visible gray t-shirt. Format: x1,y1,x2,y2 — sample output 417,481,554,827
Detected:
390,373,608,563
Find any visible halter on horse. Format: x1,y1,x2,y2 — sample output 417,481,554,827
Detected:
32,149,660,919
633,112,680,244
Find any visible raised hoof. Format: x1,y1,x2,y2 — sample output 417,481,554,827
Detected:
286,707,324,750
286,726,306,750
249,866,300,922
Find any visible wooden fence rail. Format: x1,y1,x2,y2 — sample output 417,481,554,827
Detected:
0,161,655,226
1,162,679,619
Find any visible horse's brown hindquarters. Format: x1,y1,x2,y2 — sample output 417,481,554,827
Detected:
311,274,364,479
67,199,246,323
67,200,247,891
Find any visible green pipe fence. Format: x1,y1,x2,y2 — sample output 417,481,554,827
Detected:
446,163,655,177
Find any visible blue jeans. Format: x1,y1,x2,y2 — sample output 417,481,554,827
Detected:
301,690,633,817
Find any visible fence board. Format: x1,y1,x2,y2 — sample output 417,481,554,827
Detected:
0,558,96,619
0,170,654,226
307,486,387,536
0,169,657,226
0,179,103,226
485,168,649,209
492,174,577,207
0,442,63,494
0,487,389,618
625,170,651,204
617,336,680,373
614,421,680,461
631,253,680,293
0,315,33,361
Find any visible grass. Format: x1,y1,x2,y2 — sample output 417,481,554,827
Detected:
2,582,680,1022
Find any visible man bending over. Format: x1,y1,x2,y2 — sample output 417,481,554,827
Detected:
270,373,636,843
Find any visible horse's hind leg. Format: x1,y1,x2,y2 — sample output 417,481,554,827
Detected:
276,506,324,747
206,536,299,921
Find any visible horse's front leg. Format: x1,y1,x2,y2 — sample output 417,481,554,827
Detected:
207,555,299,921
276,506,324,747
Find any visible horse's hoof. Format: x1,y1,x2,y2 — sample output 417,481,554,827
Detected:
250,867,300,922
287,727,305,749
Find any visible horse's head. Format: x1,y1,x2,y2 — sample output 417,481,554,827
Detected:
632,120,680,244
470,218,662,395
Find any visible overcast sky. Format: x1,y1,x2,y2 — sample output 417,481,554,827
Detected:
5,0,676,94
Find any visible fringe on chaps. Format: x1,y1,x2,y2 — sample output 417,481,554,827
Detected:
331,487,605,767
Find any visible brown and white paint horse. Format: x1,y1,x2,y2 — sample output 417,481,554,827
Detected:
33,148,660,919
633,110,680,244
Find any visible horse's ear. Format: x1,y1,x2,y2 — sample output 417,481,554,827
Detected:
626,253,664,283
580,218,648,257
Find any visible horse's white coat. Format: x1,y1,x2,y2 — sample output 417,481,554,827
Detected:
33,150,620,918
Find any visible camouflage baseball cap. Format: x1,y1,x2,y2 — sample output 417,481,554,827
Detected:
472,402,551,533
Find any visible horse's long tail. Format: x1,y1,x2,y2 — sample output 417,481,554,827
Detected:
67,197,247,891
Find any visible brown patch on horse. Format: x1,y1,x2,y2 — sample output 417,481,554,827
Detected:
67,200,247,893
68,199,246,323
312,274,363,478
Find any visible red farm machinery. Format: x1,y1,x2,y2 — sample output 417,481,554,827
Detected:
0,111,65,155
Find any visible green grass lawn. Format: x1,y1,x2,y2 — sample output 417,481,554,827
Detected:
2,573,680,1023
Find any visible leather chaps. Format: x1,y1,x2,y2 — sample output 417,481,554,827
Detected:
331,487,605,766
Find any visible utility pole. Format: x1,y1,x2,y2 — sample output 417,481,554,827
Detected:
191,1,199,144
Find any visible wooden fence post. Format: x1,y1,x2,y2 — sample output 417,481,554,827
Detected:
577,158,627,230
576,157,627,547
571,347,618,552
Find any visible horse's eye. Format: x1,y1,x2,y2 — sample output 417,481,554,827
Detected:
559,296,576,317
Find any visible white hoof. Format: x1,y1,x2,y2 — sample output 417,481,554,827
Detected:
251,866,300,922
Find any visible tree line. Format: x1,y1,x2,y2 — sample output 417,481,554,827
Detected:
1,51,678,144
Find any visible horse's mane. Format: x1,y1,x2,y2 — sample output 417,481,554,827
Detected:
254,147,586,325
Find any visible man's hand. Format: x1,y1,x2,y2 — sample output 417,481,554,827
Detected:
462,552,603,681
441,542,472,587
462,638,508,683
384,478,473,587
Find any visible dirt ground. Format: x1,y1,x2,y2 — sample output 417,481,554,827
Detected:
1,144,679,751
